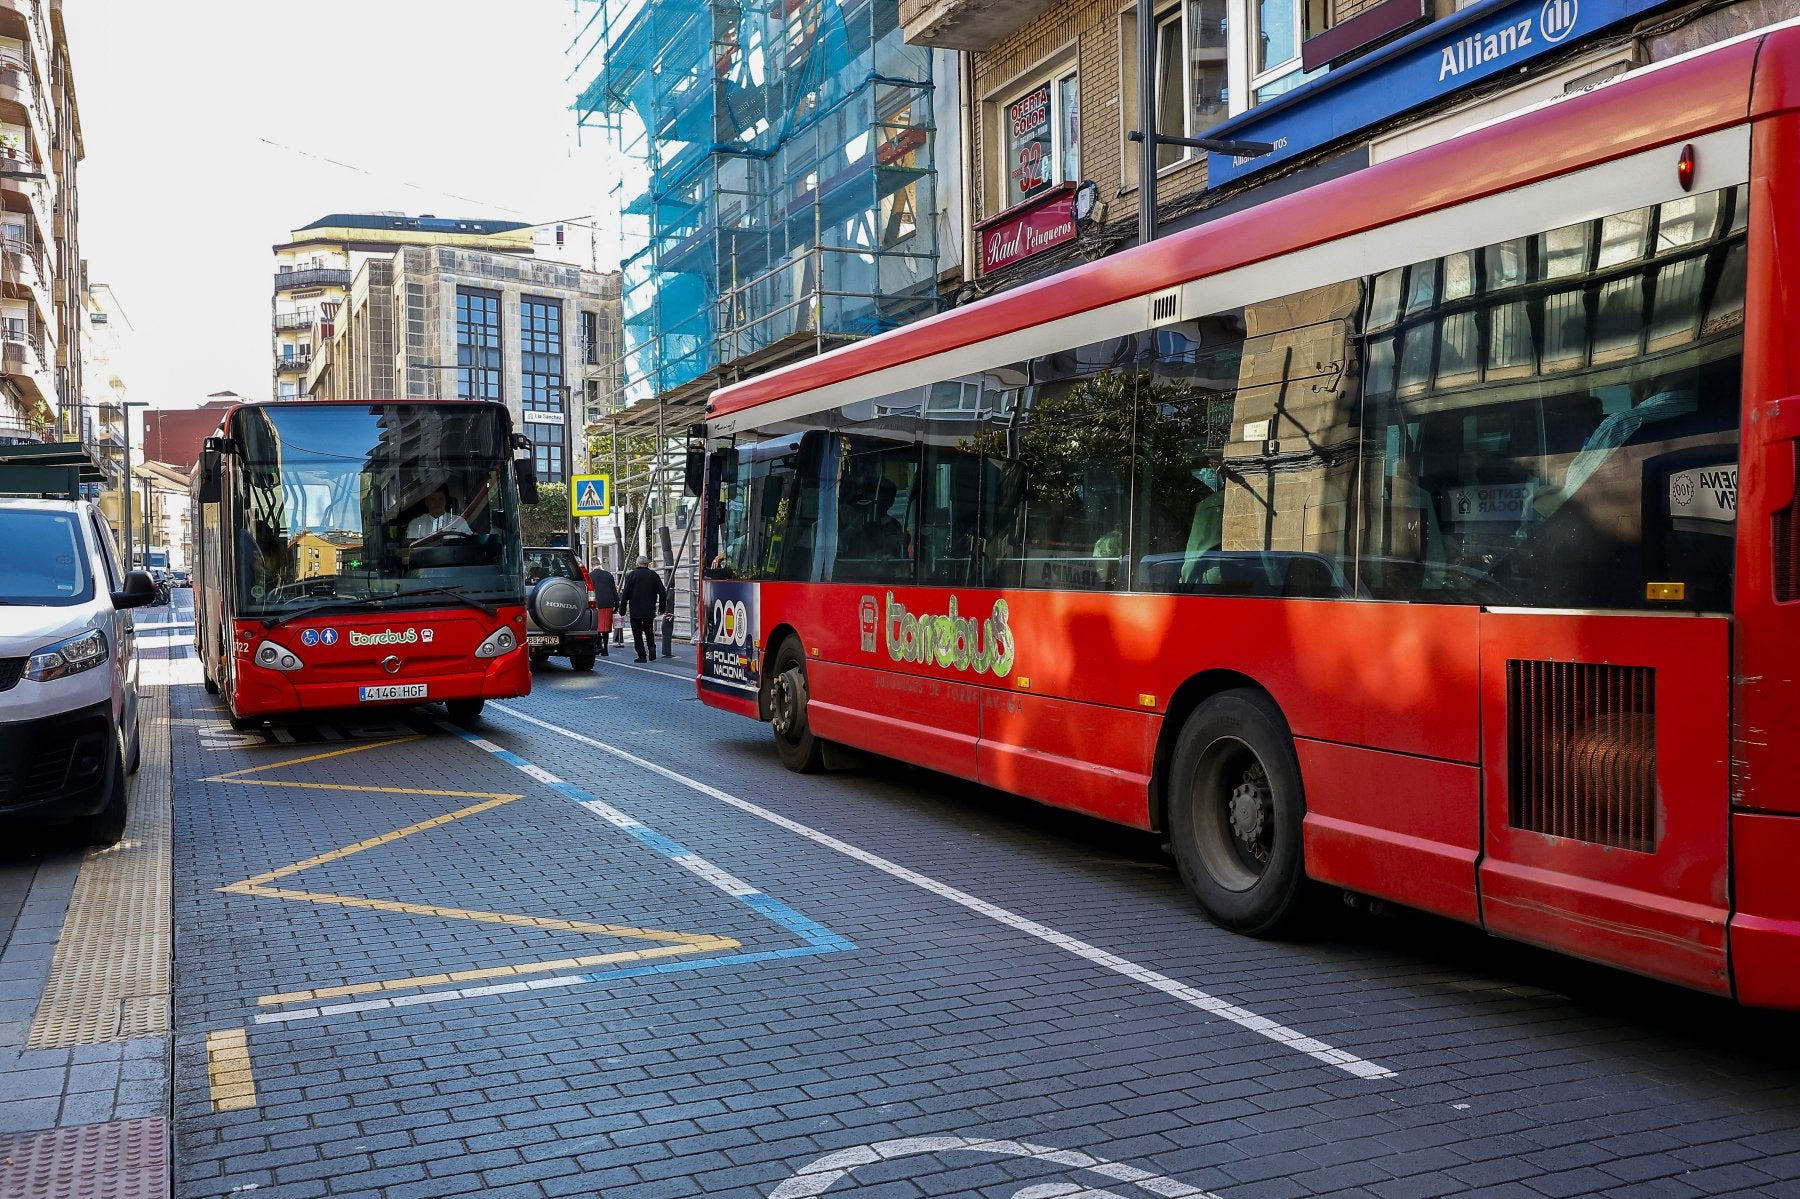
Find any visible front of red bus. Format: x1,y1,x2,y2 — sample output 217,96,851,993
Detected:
217,401,531,725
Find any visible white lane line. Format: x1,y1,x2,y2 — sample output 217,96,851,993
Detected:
490,702,1396,1081
253,974,586,1024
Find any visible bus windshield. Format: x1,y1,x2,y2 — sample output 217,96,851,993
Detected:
229,403,523,617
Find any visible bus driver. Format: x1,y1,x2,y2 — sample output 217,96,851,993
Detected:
407,485,473,543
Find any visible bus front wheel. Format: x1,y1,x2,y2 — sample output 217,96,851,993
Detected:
768,640,824,774
1167,689,1310,936
446,699,484,729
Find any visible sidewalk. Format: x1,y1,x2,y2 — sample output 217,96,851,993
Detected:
0,667,177,1198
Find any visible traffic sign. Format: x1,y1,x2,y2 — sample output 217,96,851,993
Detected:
571,473,611,517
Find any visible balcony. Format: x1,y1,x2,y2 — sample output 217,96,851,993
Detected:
2,236,42,294
899,0,1062,49
273,267,350,293
275,351,313,374
2,318,41,367
273,310,314,332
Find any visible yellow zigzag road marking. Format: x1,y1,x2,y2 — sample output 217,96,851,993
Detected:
211,736,741,1005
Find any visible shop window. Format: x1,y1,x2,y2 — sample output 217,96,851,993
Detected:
994,62,1080,210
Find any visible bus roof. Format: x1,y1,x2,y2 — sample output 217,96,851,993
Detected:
709,22,1796,422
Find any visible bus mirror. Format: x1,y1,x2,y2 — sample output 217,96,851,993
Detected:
197,452,222,504
684,446,706,497
515,457,539,506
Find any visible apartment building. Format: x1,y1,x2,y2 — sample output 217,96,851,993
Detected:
910,0,1787,294
309,244,623,486
272,213,537,400
0,0,81,445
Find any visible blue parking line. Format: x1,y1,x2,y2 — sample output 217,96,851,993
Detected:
444,724,855,966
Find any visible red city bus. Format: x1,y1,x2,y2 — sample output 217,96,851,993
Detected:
695,23,1800,1007
193,400,535,729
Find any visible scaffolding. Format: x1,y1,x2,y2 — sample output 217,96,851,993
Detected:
571,0,942,409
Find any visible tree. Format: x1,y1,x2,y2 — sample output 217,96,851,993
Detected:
519,482,569,546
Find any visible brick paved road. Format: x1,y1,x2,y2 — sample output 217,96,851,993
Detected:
168,655,1800,1199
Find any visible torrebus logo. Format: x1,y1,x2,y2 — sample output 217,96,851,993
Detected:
882,592,1016,678
349,628,421,647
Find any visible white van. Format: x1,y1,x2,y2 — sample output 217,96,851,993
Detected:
0,497,158,845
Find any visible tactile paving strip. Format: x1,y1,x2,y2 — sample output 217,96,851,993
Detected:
27,689,172,1048
0,1117,167,1199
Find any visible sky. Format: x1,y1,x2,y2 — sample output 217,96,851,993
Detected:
65,0,611,410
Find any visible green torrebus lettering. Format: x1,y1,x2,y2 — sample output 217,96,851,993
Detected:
884,593,1015,677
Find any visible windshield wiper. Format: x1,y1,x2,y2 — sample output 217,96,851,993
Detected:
259,594,383,629
370,588,497,618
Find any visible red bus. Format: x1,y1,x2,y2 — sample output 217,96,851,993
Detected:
695,24,1800,1007
193,400,535,729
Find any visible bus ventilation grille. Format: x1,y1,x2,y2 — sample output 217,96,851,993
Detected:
1506,659,1657,853
1776,444,1800,601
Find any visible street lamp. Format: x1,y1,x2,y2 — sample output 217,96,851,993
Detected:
548,384,579,553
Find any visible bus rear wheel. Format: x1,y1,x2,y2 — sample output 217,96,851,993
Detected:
768,640,824,773
1167,689,1310,936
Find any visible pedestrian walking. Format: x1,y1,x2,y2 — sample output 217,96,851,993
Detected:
590,562,620,656
619,554,668,661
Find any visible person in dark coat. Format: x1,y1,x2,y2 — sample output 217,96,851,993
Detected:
589,563,620,656
618,554,668,661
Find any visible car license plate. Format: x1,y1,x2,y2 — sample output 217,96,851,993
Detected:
359,683,427,702
527,634,559,648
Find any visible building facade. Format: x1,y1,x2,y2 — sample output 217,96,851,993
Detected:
0,0,81,447
308,244,623,486
571,0,962,418
912,0,1796,293
272,213,538,401
77,280,127,548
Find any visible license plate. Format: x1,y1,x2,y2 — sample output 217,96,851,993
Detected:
359,683,427,702
527,634,559,648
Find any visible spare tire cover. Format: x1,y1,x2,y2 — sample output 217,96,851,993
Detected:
528,577,586,632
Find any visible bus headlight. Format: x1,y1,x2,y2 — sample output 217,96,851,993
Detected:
254,641,305,672
26,628,109,682
474,628,518,659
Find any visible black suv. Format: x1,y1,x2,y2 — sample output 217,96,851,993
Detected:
523,547,603,671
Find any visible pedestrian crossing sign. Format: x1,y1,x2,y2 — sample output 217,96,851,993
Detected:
571,474,611,517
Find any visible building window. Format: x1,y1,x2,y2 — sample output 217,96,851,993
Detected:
532,421,565,485
1247,0,1319,104
522,296,565,483
456,288,502,402
998,64,1080,210
580,310,600,365
1122,1,1229,181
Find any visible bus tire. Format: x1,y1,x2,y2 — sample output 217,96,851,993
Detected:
1167,689,1310,937
203,672,220,695
768,639,824,774
446,699,484,729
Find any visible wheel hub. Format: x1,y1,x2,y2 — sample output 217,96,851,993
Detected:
770,669,802,736
1228,765,1271,858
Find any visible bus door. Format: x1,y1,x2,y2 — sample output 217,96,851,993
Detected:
1468,394,1738,996
1477,612,1731,995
